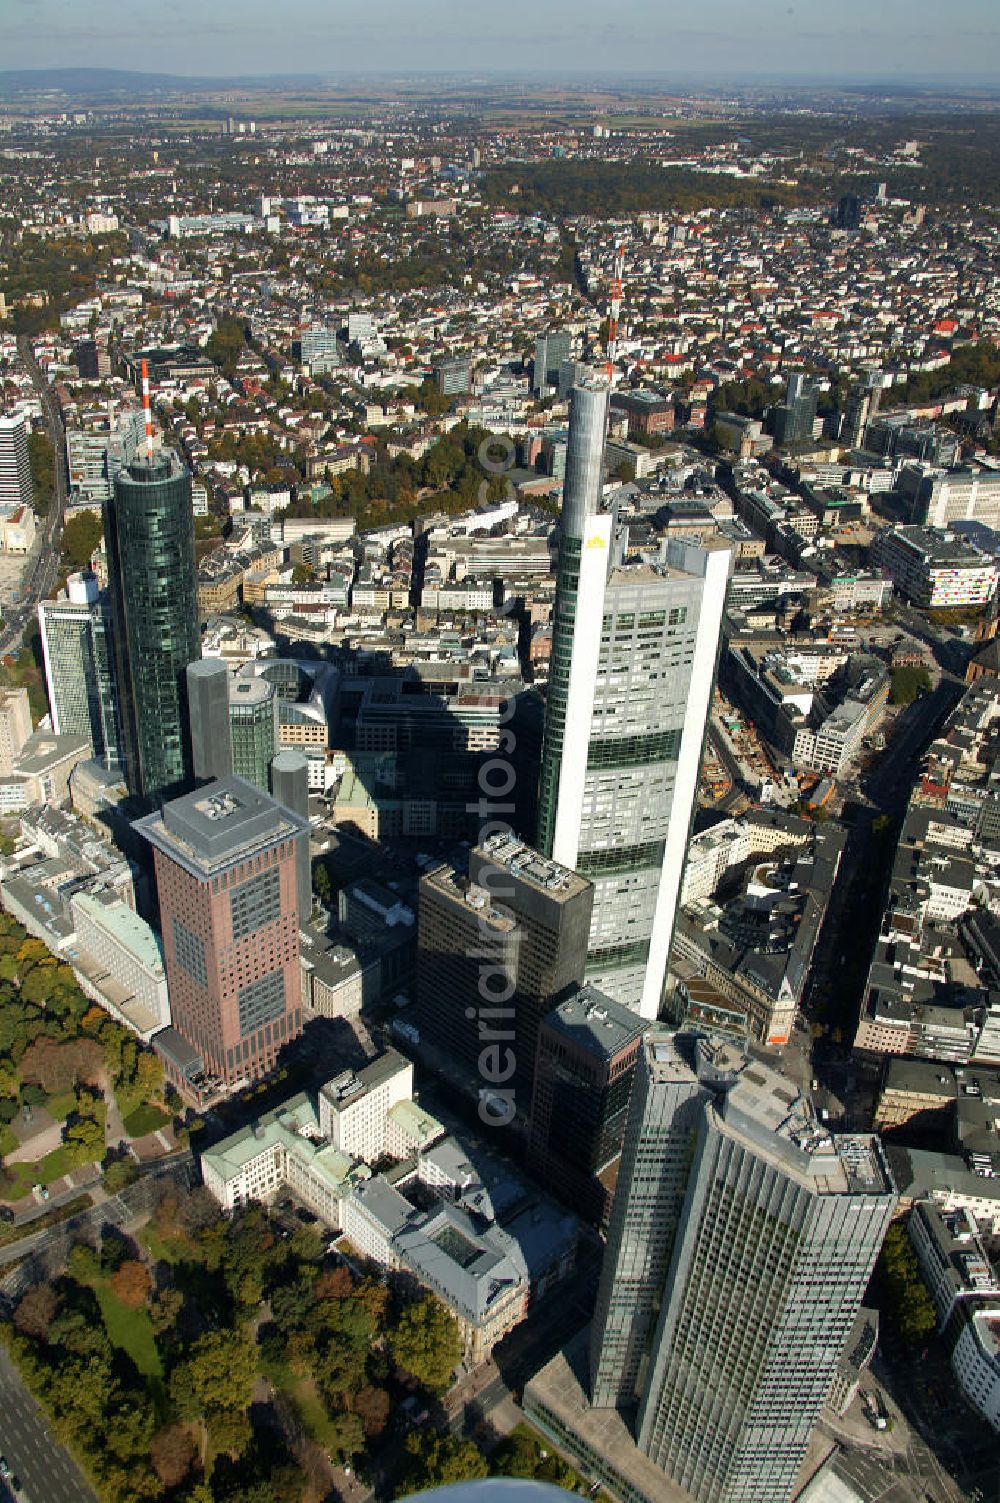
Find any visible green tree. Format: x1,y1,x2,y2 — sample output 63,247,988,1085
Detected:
312,862,332,906
390,1295,463,1394
28,430,54,515
61,510,103,571
207,1406,253,1458
890,665,931,706
206,317,249,379
169,1328,257,1421
879,1222,938,1345
396,1431,488,1497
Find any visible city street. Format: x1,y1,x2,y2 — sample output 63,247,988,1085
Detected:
0,337,68,656
0,1344,95,1503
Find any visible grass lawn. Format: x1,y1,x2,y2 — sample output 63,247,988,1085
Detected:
0,1122,17,1157
505,1421,613,1501
43,1091,77,1122
123,1103,170,1138
90,1271,163,1383
263,1354,339,1452
138,1219,195,1267
1,1143,93,1199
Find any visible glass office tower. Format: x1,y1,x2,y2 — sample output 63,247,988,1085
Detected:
590,1031,896,1503
104,453,200,805
537,382,731,1019
38,571,121,766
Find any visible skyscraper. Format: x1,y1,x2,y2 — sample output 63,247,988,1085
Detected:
528,983,646,1227
537,381,730,1019
187,659,279,793
0,413,32,512
138,775,308,1086
38,571,121,765
229,675,278,790
270,749,312,922
771,372,819,447
589,1030,713,1407
104,453,201,805
533,330,572,395
416,833,592,1110
186,658,234,784
590,1031,897,1503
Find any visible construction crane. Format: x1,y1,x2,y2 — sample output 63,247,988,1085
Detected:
605,241,624,388
140,358,155,459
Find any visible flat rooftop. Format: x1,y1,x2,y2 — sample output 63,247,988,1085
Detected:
524,1331,694,1503
544,984,647,1061
476,831,591,902
138,774,308,878
71,890,165,977
722,1060,893,1196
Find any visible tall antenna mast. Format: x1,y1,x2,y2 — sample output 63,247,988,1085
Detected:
141,358,154,459
605,242,624,388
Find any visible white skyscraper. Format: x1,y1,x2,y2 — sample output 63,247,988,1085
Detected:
0,412,33,513
537,381,731,1019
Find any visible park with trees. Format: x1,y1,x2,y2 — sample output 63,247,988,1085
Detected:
1,1183,509,1503
0,907,174,1214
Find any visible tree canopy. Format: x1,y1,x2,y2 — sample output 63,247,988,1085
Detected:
391,1295,464,1394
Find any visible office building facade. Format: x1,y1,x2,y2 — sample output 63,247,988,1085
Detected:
186,659,234,784
229,675,278,790
38,571,121,765
416,833,592,1107
0,687,32,776
589,1030,711,1407
270,749,312,921
529,984,646,1227
0,413,32,512
139,776,308,1086
433,357,472,396
590,1032,897,1503
66,409,144,505
104,454,201,804
533,330,572,394
537,382,730,1018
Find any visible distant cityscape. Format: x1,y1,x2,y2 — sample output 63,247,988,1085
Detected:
0,64,998,1503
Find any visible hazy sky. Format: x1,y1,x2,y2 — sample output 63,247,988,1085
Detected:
3,0,999,84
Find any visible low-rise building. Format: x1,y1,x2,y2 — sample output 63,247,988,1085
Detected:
0,504,36,554
671,816,844,1046
66,890,170,1040
909,1201,1000,1432
870,525,998,609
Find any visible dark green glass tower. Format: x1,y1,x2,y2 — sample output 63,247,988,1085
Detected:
105,453,200,805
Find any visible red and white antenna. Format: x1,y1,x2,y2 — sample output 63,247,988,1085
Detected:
605,241,624,388
141,358,154,459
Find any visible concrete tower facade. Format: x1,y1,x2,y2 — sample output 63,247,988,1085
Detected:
270,748,312,921
0,413,32,512
186,659,234,784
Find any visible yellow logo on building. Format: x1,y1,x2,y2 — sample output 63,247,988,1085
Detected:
585,532,606,549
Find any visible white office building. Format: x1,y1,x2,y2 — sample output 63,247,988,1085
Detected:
0,412,33,513
537,381,730,1018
